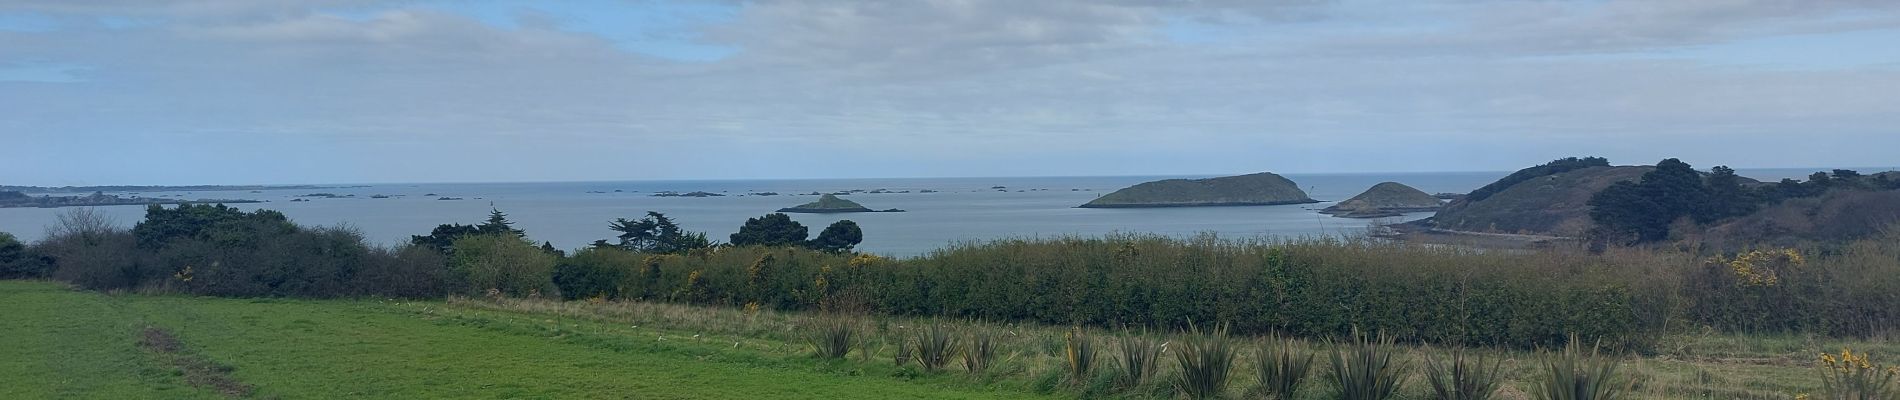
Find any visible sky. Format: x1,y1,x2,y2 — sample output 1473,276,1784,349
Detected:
2,0,1898,186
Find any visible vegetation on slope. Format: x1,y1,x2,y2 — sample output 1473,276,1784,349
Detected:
1080,172,1318,208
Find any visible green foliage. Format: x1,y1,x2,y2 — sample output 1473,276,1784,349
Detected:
809,220,863,254
914,323,959,372
1818,348,1900,400
1535,338,1628,400
552,247,631,300
1425,348,1504,400
411,223,482,254
409,210,528,256
1588,158,1706,243
0,231,42,279
1063,328,1099,383
609,211,712,254
963,328,997,373
1465,156,1609,203
449,234,555,297
1257,335,1313,399
132,203,295,249
1327,333,1407,400
730,213,808,247
1171,324,1236,399
809,317,857,360
1114,331,1162,388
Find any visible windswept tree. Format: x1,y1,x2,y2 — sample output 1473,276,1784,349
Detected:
478,208,525,237
729,213,808,247
609,211,712,254
413,208,526,255
808,220,863,253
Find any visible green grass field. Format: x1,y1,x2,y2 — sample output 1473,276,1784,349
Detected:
3,280,1888,399
0,281,1049,399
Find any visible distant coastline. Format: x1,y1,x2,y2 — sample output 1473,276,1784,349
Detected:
0,184,363,194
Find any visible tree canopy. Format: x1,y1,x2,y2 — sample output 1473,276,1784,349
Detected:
609,211,712,254
729,213,808,247
808,220,863,253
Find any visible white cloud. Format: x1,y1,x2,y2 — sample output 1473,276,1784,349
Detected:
0,0,1896,184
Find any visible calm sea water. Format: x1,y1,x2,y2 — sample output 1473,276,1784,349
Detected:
0,169,1865,257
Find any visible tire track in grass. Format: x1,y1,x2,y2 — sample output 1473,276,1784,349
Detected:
138,326,257,398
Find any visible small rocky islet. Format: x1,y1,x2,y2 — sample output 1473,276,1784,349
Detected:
1319,181,1445,218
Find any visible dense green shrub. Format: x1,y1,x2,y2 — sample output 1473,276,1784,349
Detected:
552,247,634,300
449,234,555,297
0,231,48,279
351,245,451,299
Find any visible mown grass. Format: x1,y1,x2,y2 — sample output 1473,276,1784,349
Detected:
8,278,1899,399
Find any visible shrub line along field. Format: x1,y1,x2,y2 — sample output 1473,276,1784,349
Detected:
3,279,1894,399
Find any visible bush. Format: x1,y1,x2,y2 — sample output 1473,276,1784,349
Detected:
1064,328,1099,383
1327,333,1407,400
1172,325,1237,399
450,234,555,297
914,323,959,372
809,317,857,360
552,248,634,300
1114,332,1162,388
963,328,997,374
1534,338,1628,400
0,231,48,279
1257,335,1313,399
351,245,450,299
1425,348,1503,400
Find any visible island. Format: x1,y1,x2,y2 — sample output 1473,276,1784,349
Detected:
776,194,905,213
1077,172,1318,208
0,191,260,209
1319,182,1445,218
651,191,725,198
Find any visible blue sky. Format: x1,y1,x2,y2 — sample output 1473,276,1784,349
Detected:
2,0,1898,185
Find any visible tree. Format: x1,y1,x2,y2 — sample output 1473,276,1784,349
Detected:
609,211,712,254
449,233,555,297
478,208,525,237
1588,158,1706,243
411,224,481,255
730,213,808,247
1695,165,1758,223
0,231,35,279
807,220,863,253
412,209,527,255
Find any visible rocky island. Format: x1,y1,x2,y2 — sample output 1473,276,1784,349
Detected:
1320,182,1444,218
1078,172,1318,208
777,194,904,213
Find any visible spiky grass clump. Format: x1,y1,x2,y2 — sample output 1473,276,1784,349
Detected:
1425,348,1503,400
1064,328,1099,383
1257,335,1313,399
1172,324,1237,400
808,317,857,359
1114,331,1163,388
1327,332,1407,400
1535,338,1628,400
963,328,997,374
914,323,960,372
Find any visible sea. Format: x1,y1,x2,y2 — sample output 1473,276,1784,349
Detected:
0,168,1870,257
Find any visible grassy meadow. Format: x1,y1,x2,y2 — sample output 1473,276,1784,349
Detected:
3,279,1889,399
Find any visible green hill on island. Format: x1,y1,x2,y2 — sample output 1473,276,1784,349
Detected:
1079,172,1317,208
1320,182,1443,218
777,194,900,213
1429,164,1650,236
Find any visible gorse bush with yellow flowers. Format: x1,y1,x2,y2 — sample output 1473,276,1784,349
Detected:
1816,348,1900,400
